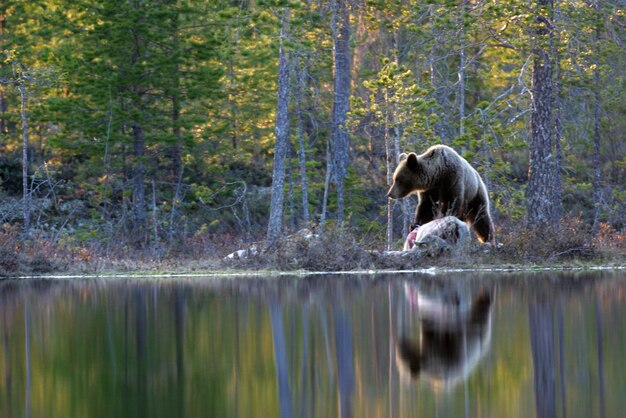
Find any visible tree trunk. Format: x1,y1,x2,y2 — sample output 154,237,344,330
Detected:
295,55,310,224
319,140,331,234
458,0,466,138
526,0,558,227
169,8,184,243
331,0,351,226
267,8,291,242
287,143,295,231
151,179,158,245
384,90,393,251
0,15,7,136
390,36,411,238
102,99,114,239
130,0,146,240
428,11,447,143
169,127,184,242
18,83,30,237
393,111,410,238
592,68,602,232
592,1,602,233
132,122,146,236
0,86,6,135
552,1,563,221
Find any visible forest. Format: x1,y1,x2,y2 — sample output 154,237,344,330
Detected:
0,0,625,273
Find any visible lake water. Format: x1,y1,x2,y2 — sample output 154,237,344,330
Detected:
1,270,625,418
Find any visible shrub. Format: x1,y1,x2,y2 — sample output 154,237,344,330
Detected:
495,218,596,262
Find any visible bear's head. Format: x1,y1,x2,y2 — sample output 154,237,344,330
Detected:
387,152,421,199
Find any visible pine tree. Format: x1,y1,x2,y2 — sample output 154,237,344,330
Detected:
268,7,291,242
526,0,559,227
331,0,351,226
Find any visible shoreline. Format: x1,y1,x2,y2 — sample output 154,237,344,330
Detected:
7,264,626,281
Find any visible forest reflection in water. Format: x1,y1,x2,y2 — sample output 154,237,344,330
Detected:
1,270,625,418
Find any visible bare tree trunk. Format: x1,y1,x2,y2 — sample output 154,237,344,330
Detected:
385,91,393,251
592,68,602,233
151,179,158,245
0,86,6,135
391,37,410,237
331,0,351,226
130,1,146,240
169,74,184,242
592,1,602,233
458,0,466,138
169,137,183,242
267,8,291,242
392,107,410,237
287,143,295,231
0,15,7,136
295,55,310,224
428,11,447,143
102,98,114,241
18,83,30,237
319,140,331,234
226,6,243,150
132,122,146,237
526,0,558,227
168,9,185,244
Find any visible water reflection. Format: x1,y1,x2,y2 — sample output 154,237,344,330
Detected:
0,271,624,418
396,283,493,390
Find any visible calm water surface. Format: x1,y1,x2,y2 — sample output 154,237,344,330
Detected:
1,271,625,418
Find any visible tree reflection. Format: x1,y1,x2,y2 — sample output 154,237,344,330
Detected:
0,272,624,418
24,302,31,418
595,295,605,418
174,287,186,418
333,305,354,418
134,289,147,418
528,295,556,418
270,297,293,418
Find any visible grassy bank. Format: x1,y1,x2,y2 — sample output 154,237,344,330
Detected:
1,219,624,278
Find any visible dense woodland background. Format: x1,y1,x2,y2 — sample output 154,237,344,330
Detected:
0,0,625,266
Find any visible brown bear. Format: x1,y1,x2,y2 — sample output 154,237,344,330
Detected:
387,144,494,243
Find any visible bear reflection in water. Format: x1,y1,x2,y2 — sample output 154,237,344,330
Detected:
396,283,493,390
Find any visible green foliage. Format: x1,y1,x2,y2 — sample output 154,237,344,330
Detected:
350,58,439,154
0,0,624,254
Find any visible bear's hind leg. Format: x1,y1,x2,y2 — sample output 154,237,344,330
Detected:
472,213,494,243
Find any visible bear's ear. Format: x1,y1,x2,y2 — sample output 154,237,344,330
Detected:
406,152,419,171
398,153,408,162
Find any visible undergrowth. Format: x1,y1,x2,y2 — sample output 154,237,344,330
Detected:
0,218,624,277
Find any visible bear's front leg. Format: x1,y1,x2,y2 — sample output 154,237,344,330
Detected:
412,191,437,230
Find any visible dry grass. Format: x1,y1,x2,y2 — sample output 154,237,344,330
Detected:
494,218,602,263
228,228,372,271
1,218,624,277
0,225,66,276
